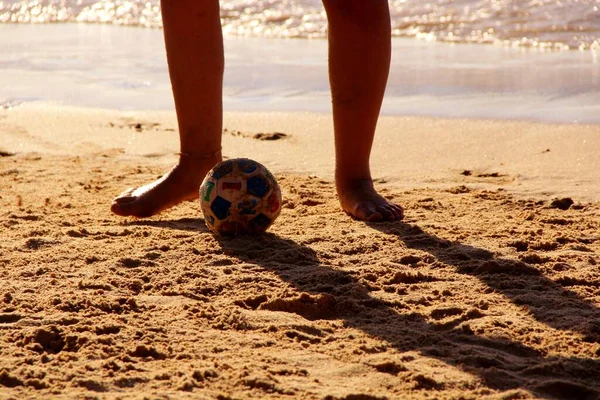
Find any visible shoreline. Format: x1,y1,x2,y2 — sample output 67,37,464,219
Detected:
2,103,600,204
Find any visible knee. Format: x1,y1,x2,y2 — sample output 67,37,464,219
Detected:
161,0,219,15
322,0,390,27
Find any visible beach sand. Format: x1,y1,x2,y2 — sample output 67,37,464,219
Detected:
1,104,600,399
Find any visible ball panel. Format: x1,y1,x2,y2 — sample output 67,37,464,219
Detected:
201,181,216,202
210,196,232,220
264,168,277,185
266,191,281,215
221,181,243,191
247,175,269,198
238,159,258,174
218,221,247,236
211,159,234,179
236,197,260,216
248,213,272,234
205,214,215,227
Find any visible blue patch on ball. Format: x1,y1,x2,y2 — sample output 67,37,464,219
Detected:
247,176,269,198
211,160,234,180
238,159,258,174
210,196,231,220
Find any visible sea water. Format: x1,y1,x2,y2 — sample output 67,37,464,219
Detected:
2,0,600,50
1,1,599,123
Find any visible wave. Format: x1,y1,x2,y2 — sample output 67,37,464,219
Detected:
2,0,599,51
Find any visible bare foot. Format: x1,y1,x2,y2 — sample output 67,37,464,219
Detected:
111,154,220,218
336,178,404,222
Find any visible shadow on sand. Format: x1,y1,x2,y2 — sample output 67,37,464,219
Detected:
129,217,600,399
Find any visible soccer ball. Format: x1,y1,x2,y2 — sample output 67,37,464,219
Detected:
199,158,282,236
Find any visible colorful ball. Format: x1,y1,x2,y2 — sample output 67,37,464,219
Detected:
199,158,282,236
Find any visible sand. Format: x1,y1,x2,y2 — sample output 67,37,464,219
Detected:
1,104,600,399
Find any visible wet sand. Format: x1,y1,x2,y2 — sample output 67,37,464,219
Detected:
1,105,599,399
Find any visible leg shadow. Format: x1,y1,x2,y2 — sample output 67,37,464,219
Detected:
125,217,208,233
215,232,600,399
365,222,600,342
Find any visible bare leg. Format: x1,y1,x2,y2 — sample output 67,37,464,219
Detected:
111,0,223,217
322,0,403,221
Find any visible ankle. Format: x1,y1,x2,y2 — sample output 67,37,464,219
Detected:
336,169,372,185
178,149,222,165
335,177,375,196
335,163,371,181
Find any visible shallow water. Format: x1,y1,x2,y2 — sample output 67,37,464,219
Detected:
1,0,599,50
2,24,599,123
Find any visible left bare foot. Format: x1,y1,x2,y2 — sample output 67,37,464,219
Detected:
336,178,403,222
111,152,220,218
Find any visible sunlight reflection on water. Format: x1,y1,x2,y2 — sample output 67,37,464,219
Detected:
1,0,599,50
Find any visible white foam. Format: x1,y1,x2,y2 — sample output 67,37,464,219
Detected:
2,0,599,49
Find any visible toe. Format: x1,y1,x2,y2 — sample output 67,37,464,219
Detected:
111,200,136,217
389,204,404,220
367,212,384,222
390,204,404,220
111,200,155,218
110,201,128,216
111,189,138,216
110,187,161,217
113,188,136,204
379,205,397,221
354,203,383,222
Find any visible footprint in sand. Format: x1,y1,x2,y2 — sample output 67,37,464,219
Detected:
460,170,507,178
108,119,167,132
224,128,289,141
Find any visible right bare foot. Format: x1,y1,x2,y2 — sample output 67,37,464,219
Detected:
336,177,404,222
111,153,221,218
